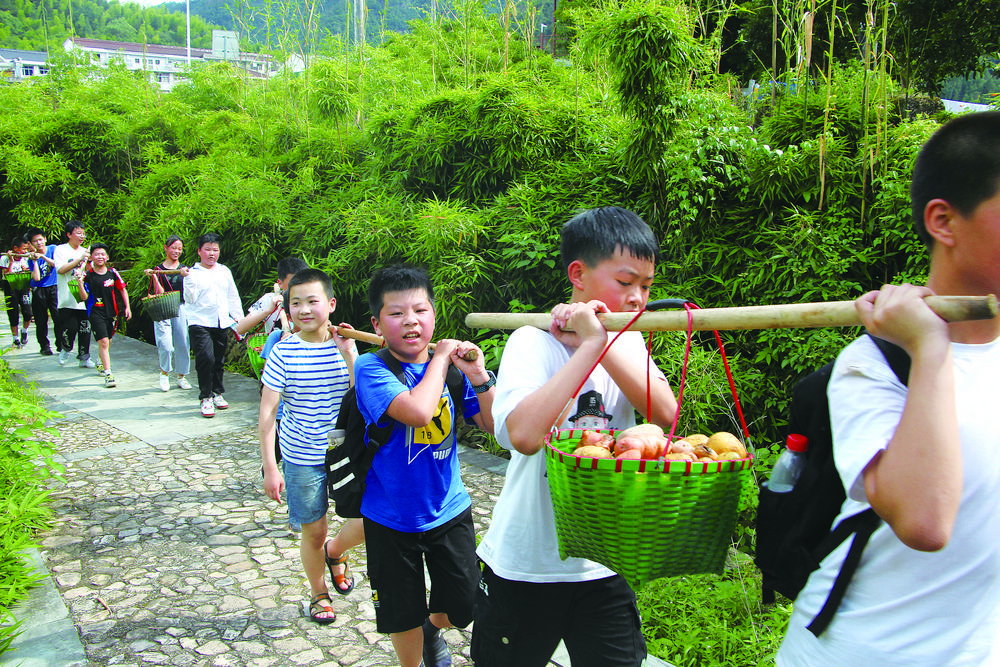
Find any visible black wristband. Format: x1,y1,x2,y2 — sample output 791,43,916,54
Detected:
472,370,497,394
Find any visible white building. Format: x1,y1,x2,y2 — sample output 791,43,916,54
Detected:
61,30,298,92
0,49,50,82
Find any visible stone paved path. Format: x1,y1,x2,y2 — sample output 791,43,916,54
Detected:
0,330,509,667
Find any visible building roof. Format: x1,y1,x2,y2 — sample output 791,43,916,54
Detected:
0,48,50,63
67,37,212,59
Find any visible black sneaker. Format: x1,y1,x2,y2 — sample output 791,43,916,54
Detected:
40,348,53,356
422,623,451,667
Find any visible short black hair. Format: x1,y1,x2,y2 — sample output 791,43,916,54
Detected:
368,264,434,319
911,111,1000,247
64,219,84,237
197,232,222,249
26,227,45,243
90,243,111,257
164,234,182,247
287,268,334,300
277,257,309,279
559,206,660,271
10,235,26,248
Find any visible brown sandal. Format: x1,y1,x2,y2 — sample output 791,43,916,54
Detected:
324,539,355,595
309,593,336,624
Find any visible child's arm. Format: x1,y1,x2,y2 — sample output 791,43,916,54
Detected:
450,341,495,435
119,275,132,320
854,283,960,552
235,293,283,336
332,323,359,387
29,255,41,282
258,387,284,503
503,301,609,456
384,342,457,428
58,250,89,275
144,269,165,295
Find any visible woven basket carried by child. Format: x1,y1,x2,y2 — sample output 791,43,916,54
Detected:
544,300,754,590
246,332,268,378
68,280,85,302
141,275,181,321
3,271,31,290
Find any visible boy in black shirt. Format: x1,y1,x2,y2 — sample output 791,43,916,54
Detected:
77,243,131,387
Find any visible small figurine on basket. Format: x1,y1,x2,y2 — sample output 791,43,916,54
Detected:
77,243,131,388
144,234,192,392
472,207,678,667
1,234,34,349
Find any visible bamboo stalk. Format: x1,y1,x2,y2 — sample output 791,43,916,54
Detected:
335,327,479,361
465,295,998,333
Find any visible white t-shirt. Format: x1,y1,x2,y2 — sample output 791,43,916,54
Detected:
778,334,1000,667
476,326,666,583
182,263,243,328
53,243,88,310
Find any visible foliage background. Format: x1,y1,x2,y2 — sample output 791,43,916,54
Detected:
1,0,995,661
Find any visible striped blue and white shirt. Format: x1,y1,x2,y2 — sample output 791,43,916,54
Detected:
261,334,351,466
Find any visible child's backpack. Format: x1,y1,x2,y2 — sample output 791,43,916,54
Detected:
325,347,467,519
754,334,910,637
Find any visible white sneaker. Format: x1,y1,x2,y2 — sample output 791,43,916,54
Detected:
80,357,96,369
59,350,69,365
104,373,116,388
159,374,170,392
212,394,229,409
176,376,192,390
200,398,215,418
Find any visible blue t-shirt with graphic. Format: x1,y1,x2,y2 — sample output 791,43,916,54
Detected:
29,245,57,288
354,351,479,532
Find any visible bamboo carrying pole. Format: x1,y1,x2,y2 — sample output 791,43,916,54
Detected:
465,295,998,333
335,327,479,361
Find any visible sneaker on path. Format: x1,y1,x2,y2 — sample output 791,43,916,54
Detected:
39,348,53,356
200,398,215,418
12,339,21,349
422,630,452,667
213,394,229,409
19,330,27,346
104,373,116,388
176,376,192,390
80,357,96,369
159,374,170,392
59,350,69,365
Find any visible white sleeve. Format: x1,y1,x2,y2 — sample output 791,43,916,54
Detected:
828,337,908,501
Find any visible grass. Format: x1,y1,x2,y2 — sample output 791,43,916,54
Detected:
0,350,62,658
637,554,792,666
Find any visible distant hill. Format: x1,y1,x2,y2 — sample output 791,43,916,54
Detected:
0,0,222,52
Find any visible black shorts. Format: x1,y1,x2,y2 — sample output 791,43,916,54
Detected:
470,564,646,667
89,309,117,341
363,506,478,634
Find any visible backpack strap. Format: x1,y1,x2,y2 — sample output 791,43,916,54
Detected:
807,334,910,636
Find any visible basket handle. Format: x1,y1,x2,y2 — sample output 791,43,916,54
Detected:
663,302,752,448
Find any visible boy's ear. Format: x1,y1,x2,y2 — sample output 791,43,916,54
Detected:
371,315,381,336
567,259,588,291
924,198,958,247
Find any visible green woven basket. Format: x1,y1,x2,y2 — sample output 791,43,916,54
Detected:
4,271,30,290
246,333,268,378
545,429,752,589
142,290,180,322
68,280,85,302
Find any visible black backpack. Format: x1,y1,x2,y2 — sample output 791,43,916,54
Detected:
754,334,910,637
325,347,467,519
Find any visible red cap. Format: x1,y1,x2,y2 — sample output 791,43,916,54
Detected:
786,433,808,452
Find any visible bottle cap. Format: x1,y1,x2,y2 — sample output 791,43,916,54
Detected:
786,433,808,452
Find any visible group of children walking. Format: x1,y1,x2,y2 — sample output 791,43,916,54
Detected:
5,112,999,666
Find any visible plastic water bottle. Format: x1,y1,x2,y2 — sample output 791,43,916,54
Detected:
766,434,808,493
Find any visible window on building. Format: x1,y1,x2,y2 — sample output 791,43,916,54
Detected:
154,59,160,65
21,66,33,76
134,58,140,64
157,73,170,83
38,67,48,75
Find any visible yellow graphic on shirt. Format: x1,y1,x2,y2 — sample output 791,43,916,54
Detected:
408,393,455,462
